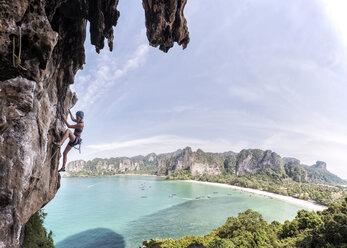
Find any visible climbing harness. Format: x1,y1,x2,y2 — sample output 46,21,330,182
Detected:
72,138,82,154
12,26,27,71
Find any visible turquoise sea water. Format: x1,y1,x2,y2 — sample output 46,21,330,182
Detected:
44,176,308,248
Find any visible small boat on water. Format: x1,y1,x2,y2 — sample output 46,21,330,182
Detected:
141,196,147,198
207,195,212,198
195,196,201,199
213,192,218,194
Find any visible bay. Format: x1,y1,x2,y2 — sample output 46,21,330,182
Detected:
44,175,308,248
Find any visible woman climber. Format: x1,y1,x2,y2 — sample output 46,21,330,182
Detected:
54,110,84,172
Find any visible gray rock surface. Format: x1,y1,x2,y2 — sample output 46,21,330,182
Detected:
236,149,284,176
66,160,86,172
143,0,190,52
0,76,69,248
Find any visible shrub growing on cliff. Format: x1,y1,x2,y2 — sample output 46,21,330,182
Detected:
23,210,54,248
167,169,192,180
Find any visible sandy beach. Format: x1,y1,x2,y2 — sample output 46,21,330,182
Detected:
185,180,328,211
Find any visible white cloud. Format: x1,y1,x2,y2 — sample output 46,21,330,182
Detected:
75,43,149,108
257,116,347,176
147,105,197,114
112,44,149,80
320,0,347,65
261,130,347,177
228,86,262,102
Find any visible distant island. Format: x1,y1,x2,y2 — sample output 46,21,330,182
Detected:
66,147,346,205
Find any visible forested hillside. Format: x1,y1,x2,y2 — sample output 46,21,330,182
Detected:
143,197,347,248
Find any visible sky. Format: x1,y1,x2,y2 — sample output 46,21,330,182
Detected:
67,0,347,178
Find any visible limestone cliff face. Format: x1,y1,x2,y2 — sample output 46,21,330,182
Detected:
118,159,141,172
0,1,190,247
66,160,86,172
191,163,221,177
235,149,284,176
66,157,145,175
165,147,222,176
162,148,283,177
67,147,224,176
143,0,189,52
166,147,194,174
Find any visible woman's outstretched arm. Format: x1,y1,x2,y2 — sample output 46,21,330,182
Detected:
69,110,77,122
62,115,79,129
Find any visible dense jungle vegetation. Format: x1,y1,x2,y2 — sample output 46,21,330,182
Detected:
143,196,347,248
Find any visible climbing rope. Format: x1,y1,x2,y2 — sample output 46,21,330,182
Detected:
12,26,27,71
51,146,60,162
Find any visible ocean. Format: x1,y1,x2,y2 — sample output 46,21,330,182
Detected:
44,175,307,248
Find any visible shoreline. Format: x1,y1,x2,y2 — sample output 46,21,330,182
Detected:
114,173,165,177
63,172,164,178
185,180,327,211
63,173,327,211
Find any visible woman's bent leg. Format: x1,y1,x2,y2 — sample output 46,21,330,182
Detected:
59,145,73,171
59,129,76,146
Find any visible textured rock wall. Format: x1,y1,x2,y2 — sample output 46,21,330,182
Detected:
235,149,284,176
191,162,221,177
119,159,141,172
96,161,117,172
66,158,142,173
0,0,190,247
65,160,86,172
167,147,194,174
143,0,189,52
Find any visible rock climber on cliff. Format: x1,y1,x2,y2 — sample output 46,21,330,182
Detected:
54,110,84,172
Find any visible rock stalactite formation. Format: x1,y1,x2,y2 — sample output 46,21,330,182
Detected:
0,0,190,247
143,0,190,52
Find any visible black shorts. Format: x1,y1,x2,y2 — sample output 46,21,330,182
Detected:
68,135,81,147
